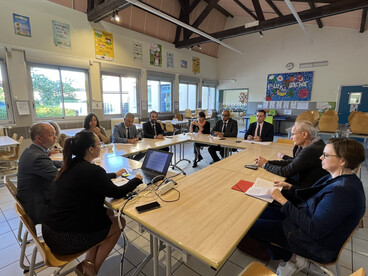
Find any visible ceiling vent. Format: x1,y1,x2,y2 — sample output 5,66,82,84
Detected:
299,61,328,68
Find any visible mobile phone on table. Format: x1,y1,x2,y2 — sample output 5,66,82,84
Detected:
135,201,161,213
244,164,258,170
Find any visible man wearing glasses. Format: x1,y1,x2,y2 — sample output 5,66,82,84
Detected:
244,109,274,142
208,110,238,163
255,121,327,188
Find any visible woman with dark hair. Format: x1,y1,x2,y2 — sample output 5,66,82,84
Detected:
190,111,210,168
42,131,142,276
83,113,109,144
240,138,366,276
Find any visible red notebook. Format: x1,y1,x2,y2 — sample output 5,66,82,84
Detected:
232,180,254,193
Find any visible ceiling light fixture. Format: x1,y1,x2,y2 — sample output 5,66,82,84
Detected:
198,44,202,50
125,0,244,55
259,31,264,38
115,10,120,22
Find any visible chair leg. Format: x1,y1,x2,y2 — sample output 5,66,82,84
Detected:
29,245,38,276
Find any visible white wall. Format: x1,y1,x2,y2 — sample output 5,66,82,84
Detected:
217,16,368,102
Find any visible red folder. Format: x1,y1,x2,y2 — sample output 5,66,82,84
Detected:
232,180,254,193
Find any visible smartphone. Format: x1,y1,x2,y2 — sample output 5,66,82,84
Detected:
135,201,161,213
244,164,258,170
236,140,241,143
219,137,225,140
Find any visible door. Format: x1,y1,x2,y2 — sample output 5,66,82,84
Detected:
338,86,368,124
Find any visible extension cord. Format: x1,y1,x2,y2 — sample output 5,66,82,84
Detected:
157,181,175,195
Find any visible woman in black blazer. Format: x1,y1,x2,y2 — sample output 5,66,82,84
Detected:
190,111,210,167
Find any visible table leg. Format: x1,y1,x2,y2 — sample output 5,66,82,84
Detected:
153,236,159,276
165,244,172,276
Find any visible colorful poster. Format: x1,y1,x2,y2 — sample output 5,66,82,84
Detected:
150,43,162,67
167,52,174,68
181,60,187,69
13,13,31,37
192,57,200,74
133,41,143,62
94,29,114,61
52,21,71,48
266,71,313,101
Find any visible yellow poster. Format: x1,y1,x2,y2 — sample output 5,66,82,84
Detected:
94,29,114,61
192,57,200,74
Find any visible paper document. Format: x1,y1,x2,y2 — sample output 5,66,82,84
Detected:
241,140,272,146
245,177,282,203
111,178,129,187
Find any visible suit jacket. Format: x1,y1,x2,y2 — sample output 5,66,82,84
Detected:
244,121,274,142
112,122,140,143
264,139,328,188
211,118,238,137
17,144,62,224
142,120,165,138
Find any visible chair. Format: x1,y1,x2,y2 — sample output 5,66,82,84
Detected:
14,202,87,276
194,108,202,118
348,111,362,126
351,268,365,276
157,120,165,131
165,121,178,135
184,109,193,119
318,113,339,134
350,112,368,135
0,135,23,183
324,110,338,116
276,138,294,144
173,113,183,121
205,108,213,119
296,110,319,125
238,262,276,276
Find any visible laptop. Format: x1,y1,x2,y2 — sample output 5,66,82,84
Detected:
127,149,173,184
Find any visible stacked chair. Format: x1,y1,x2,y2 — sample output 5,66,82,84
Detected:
349,112,368,135
318,111,339,137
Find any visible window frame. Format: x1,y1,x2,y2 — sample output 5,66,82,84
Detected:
0,59,15,123
147,73,174,114
201,84,216,110
28,63,91,121
101,72,140,117
179,82,198,112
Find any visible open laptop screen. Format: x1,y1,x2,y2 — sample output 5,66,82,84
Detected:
141,149,173,175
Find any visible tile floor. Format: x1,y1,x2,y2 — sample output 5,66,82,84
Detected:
1,132,367,276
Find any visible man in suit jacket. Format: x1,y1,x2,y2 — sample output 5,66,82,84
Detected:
256,121,328,188
244,110,274,142
208,110,238,163
17,123,62,224
112,112,140,143
142,110,169,151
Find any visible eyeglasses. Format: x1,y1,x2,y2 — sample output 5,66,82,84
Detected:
222,114,230,117
291,131,305,136
94,142,104,148
322,152,338,159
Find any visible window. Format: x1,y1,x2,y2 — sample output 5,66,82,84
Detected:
147,80,172,112
30,66,88,118
102,74,137,115
179,83,197,111
0,61,13,121
202,86,215,110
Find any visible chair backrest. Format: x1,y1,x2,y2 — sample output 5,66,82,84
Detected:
318,113,338,133
238,262,276,276
5,176,19,203
276,138,294,144
296,110,319,124
350,268,365,276
184,109,193,119
348,111,362,125
157,120,165,130
205,108,213,118
174,113,183,121
12,133,17,140
194,108,202,117
324,110,338,116
165,121,175,132
350,112,368,135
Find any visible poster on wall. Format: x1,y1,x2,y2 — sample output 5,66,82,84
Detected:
13,13,31,37
52,21,71,48
167,52,174,68
266,71,313,101
150,43,162,67
192,57,200,74
94,29,114,61
133,41,143,62
316,102,336,114
181,60,187,69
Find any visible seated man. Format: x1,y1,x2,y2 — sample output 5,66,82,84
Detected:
17,123,63,224
113,112,145,160
244,109,274,142
256,121,328,188
208,110,238,163
142,110,169,152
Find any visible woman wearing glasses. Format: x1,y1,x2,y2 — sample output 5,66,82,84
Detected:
241,138,365,276
42,131,142,276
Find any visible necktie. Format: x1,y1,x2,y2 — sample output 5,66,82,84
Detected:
256,124,261,137
222,122,227,133
127,127,130,139
153,124,157,136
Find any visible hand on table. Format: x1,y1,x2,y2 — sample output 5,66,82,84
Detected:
128,137,139,144
247,135,253,141
268,189,288,205
115,168,127,177
156,134,164,139
274,181,292,190
255,156,268,167
277,152,285,159
48,148,59,155
253,136,261,141
135,174,143,180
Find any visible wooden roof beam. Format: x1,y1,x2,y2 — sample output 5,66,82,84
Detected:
252,0,265,21
234,0,258,20
87,0,131,22
308,0,323,28
203,0,233,17
265,0,283,17
360,8,368,33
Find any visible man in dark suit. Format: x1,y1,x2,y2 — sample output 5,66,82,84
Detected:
17,123,63,224
142,110,169,151
244,109,274,142
208,110,238,163
256,121,328,188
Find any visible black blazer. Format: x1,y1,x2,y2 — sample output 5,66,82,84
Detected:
244,121,274,142
142,120,165,138
192,121,210,134
211,118,238,137
264,139,328,188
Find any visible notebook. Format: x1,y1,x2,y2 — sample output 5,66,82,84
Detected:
127,149,173,184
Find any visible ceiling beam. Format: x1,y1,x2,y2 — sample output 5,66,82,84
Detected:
252,0,265,21
87,0,131,22
360,8,368,33
308,0,323,28
176,0,368,48
203,0,233,17
273,0,338,3
234,0,258,20
265,0,283,17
